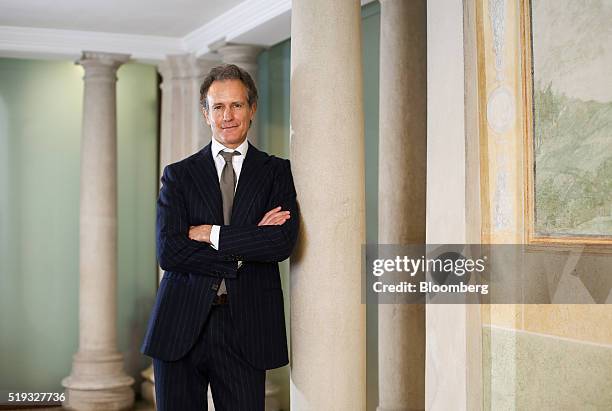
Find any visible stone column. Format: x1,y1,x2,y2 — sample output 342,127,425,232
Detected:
158,54,217,173
426,0,483,410
290,0,366,409
214,43,283,409
137,54,218,409
377,1,427,410
215,43,264,146
62,51,134,410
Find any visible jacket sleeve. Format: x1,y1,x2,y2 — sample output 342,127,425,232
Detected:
218,159,300,263
156,164,238,278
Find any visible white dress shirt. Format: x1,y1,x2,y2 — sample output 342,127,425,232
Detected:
209,137,249,250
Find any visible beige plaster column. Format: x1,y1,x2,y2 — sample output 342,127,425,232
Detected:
377,1,427,410
215,43,263,146
62,51,134,411
289,0,366,409
158,54,217,173
214,42,283,409
425,0,483,410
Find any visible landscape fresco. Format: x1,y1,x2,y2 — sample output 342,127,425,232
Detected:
531,0,612,237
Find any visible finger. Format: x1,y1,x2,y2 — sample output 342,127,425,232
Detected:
264,206,282,218
259,209,290,226
263,210,289,224
259,208,280,225
268,214,291,225
267,212,289,223
258,215,273,226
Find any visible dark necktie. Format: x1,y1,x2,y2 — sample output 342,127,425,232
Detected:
218,150,240,295
220,150,239,224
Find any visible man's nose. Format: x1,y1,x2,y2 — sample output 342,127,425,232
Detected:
223,107,233,120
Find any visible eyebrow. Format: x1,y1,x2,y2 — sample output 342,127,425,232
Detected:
212,101,246,107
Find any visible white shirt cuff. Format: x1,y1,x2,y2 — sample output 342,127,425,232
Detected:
210,225,221,250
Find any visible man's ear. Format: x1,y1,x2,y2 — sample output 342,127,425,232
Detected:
250,102,257,118
202,106,211,125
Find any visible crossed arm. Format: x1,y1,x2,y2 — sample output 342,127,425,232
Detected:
188,206,291,244
156,160,299,278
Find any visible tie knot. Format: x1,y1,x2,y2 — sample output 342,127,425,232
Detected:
220,150,240,164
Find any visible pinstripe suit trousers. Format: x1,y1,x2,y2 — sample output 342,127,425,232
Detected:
153,304,265,411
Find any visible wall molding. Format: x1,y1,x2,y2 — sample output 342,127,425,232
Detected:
0,25,184,62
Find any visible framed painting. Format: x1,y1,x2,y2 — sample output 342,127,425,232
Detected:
522,0,612,245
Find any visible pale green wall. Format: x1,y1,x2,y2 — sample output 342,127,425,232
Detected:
257,38,293,411
361,4,381,410
256,2,380,409
0,58,158,392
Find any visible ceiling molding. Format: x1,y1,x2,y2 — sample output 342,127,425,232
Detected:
0,0,348,63
182,0,291,56
0,25,184,62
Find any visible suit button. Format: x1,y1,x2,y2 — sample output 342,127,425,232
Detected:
211,283,219,291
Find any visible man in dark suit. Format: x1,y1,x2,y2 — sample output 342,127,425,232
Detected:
141,64,299,410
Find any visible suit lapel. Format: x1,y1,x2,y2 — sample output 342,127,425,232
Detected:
185,143,224,224
231,143,271,225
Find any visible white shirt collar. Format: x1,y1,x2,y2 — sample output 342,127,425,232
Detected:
211,137,249,158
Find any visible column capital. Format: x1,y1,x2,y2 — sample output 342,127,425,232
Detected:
213,42,264,72
77,51,130,80
158,54,216,81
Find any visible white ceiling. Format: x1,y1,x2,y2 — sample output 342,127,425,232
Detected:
0,0,244,36
0,0,374,62
0,0,292,61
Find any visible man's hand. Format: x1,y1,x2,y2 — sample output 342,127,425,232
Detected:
189,224,213,243
258,206,291,226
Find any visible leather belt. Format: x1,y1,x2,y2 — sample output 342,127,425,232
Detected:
212,293,228,306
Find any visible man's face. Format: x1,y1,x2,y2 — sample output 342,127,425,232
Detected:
203,79,256,149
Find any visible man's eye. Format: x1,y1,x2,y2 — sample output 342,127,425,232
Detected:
213,106,222,110
233,103,243,109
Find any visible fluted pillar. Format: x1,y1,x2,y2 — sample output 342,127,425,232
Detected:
62,51,134,411
158,54,218,172
215,43,263,146
290,0,366,409
377,1,427,410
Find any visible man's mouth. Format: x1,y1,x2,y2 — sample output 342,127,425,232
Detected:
222,125,238,129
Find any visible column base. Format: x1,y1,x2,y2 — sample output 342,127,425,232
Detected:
265,379,281,411
140,365,155,406
62,351,134,411
63,386,134,411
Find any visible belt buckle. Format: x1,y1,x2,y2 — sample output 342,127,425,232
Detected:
212,294,228,306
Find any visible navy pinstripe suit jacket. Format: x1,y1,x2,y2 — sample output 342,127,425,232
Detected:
141,142,299,370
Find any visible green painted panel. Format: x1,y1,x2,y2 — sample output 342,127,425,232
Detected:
483,326,612,410
116,63,159,381
361,3,381,410
257,38,292,411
